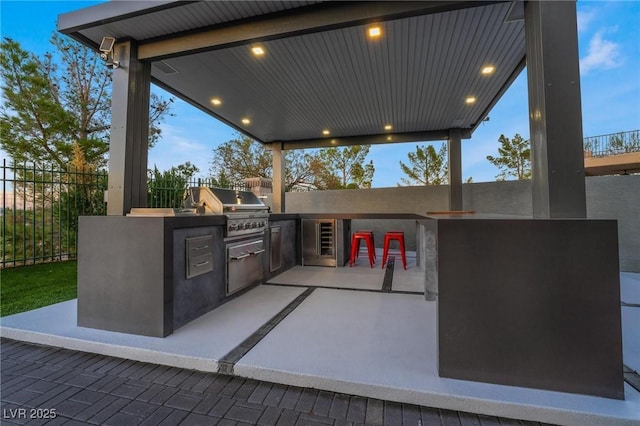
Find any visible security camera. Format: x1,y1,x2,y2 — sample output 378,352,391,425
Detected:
99,37,116,54
98,37,119,68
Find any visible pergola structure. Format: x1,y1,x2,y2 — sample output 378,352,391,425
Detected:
58,2,628,403
58,0,586,217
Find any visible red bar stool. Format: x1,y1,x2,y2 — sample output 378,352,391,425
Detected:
382,231,407,270
350,232,375,268
354,230,376,260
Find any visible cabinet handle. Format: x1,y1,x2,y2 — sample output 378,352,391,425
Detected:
192,245,209,251
194,260,209,267
230,253,250,260
251,249,266,255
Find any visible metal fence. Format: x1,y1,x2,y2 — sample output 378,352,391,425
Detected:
1,160,247,268
1,160,108,268
583,130,640,158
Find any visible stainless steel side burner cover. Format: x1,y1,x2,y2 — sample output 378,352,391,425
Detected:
127,208,198,217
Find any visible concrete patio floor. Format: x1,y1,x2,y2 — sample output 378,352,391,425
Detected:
1,266,639,426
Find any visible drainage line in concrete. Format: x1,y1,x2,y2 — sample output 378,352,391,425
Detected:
217,287,316,375
382,256,395,293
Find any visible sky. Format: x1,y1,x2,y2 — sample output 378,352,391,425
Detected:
1,0,639,187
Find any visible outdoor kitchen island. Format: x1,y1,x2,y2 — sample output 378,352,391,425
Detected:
78,215,230,338
76,211,424,338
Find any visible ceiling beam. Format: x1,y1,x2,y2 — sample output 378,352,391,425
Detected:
58,1,188,34
278,129,472,151
138,1,492,60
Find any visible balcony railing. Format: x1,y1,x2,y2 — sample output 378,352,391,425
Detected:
583,130,640,158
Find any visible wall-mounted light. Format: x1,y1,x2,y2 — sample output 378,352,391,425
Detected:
99,36,119,68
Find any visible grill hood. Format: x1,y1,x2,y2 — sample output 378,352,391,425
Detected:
186,187,268,214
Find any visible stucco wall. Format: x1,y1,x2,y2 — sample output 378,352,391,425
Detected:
585,176,640,272
279,176,639,271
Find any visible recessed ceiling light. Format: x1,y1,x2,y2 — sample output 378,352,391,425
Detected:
251,46,265,56
242,118,251,125
384,124,392,131
368,26,382,38
210,98,221,106
322,129,330,136
465,96,476,104
481,65,495,75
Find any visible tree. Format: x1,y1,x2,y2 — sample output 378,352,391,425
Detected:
0,35,173,168
210,134,272,182
148,162,200,208
210,134,324,191
486,133,531,180
398,143,448,186
312,145,375,189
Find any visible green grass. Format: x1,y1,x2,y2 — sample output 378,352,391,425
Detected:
0,261,77,317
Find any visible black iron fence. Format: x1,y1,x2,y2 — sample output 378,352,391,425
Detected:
583,130,640,158
1,160,108,268
1,160,247,268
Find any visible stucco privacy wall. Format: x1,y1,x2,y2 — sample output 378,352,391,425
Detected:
279,176,639,271
585,176,639,272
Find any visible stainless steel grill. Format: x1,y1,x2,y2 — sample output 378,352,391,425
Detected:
184,187,269,238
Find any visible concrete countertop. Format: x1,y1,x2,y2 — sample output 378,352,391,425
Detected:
422,212,531,221
269,213,425,220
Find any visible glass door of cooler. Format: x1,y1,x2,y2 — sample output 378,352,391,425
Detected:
302,219,336,266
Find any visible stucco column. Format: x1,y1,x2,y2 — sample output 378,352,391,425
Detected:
107,40,151,215
525,0,586,218
448,129,463,211
271,142,285,213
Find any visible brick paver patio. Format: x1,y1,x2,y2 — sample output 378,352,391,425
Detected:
0,338,548,425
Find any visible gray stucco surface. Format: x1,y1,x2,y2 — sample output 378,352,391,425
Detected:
586,176,640,272
78,217,169,337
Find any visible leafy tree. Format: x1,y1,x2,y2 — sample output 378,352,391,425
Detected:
0,35,173,168
210,134,323,191
210,134,272,182
486,133,531,180
210,135,375,190
148,162,200,208
312,145,375,189
398,143,448,186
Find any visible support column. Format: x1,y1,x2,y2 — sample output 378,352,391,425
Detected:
448,129,463,211
525,0,586,218
271,142,285,213
107,41,151,215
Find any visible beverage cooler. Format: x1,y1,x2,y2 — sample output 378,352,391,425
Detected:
301,219,350,267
